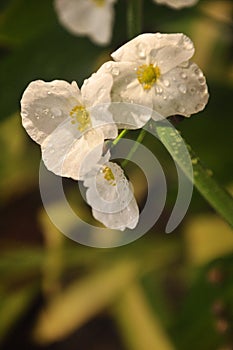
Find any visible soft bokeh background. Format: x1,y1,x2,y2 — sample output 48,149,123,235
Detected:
0,0,233,349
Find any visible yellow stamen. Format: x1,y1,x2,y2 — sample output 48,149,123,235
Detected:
137,64,161,91
102,166,116,186
92,0,105,7
70,105,91,132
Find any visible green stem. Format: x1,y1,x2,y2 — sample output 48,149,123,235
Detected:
127,0,142,39
155,123,233,228
112,129,128,146
121,129,147,168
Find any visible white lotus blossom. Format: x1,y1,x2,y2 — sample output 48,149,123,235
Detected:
95,33,209,129
54,0,116,45
83,158,139,230
20,75,117,180
153,0,199,9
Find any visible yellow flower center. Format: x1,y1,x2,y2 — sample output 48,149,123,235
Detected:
102,166,116,186
70,105,91,132
137,64,161,91
92,0,105,7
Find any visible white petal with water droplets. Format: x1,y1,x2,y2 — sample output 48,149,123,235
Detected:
41,118,105,180
151,61,209,118
82,71,118,138
84,161,139,230
97,61,153,128
111,33,195,74
20,80,82,144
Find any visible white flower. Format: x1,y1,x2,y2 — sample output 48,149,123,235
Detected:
20,74,117,180
153,0,199,9
96,33,209,129
54,0,116,45
83,159,139,231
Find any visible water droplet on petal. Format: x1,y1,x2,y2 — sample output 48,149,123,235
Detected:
177,106,186,114
195,103,205,111
137,43,146,59
190,86,196,95
163,79,170,87
178,84,187,94
163,95,167,100
198,77,206,85
183,36,193,50
43,108,49,115
181,72,187,79
156,86,163,94
51,107,62,117
112,67,119,76
47,91,52,95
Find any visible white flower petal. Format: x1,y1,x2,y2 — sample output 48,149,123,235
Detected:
54,0,115,45
20,80,81,144
151,61,209,118
111,33,194,74
81,70,113,107
92,196,139,231
41,118,105,180
97,61,152,128
84,161,139,230
154,0,199,9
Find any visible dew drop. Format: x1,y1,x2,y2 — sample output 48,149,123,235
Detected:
137,43,146,59
195,103,205,111
163,79,170,87
156,86,163,94
43,108,49,115
47,91,52,95
112,67,119,76
177,106,185,114
163,95,167,100
51,107,62,117
183,37,193,50
181,72,187,79
178,84,187,94
190,86,196,95
198,77,206,85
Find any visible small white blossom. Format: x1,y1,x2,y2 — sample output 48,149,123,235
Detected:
153,0,199,9
84,159,139,231
96,33,209,129
54,0,116,45
20,74,117,180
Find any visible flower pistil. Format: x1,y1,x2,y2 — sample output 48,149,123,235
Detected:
70,105,92,132
102,166,116,186
137,64,161,90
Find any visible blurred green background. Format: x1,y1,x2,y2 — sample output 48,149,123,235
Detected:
0,0,233,349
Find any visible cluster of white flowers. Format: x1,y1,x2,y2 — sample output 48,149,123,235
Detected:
54,0,199,46
20,32,208,230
